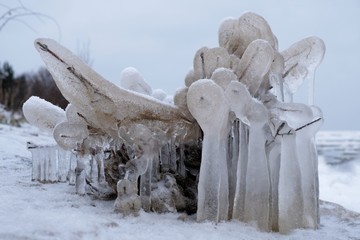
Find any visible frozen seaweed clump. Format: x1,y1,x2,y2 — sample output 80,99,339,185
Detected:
23,11,325,234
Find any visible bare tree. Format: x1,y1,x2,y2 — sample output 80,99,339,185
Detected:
76,39,94,67
0,0,61,38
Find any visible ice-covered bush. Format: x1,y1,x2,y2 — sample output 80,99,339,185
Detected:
23,12,325,233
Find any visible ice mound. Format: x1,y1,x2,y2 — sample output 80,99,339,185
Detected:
23,12,325,234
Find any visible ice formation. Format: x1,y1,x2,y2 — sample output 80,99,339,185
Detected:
23,12,325,233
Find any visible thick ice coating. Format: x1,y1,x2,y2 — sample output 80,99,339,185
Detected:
23,96,66,132
234,39,274,96
53,122,89,150
120,67,152,96
219,12,278,58
281,36,325,103
24,11,326,235
187,79,230,222
33,38,194,137
193,47,231,79
225,81,270,231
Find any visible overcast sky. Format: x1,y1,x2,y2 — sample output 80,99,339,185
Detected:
0,0,359,130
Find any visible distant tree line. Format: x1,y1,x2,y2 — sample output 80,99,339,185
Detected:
0,61,68,115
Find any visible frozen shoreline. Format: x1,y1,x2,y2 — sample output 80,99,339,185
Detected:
1,124,359,239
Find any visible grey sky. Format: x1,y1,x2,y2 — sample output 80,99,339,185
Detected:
0,0,359,130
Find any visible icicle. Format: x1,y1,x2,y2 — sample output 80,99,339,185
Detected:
140,158,153,212
31,148,41,181
298,106,323,228
39,147,48,182
75,153,86,195
28,142,41,181
160,143,170,172
57,147,71,182
227,119,239,219
95,148,106,184
89,149,98,183
178,144,186,178
68,151,77,185
169,139,177,173
278,124,304,234
244,119,271,231
266,136,281,232
225,81,270,231
232,122,248,221
47,146,58,182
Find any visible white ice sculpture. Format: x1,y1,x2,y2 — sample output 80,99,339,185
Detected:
187,79,230,222
120,67,152,96
281,37,325,104
23,11,325,234
23,96,66,132
234,39,274,96
225,81,270,230
264,93,322,231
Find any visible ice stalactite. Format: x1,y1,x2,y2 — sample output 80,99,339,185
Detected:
225,81,270,231
232,122,248,221
75,148,87,196
187,79,230,222
58,147,71,182
114,124,161,214
298,107,324,228
278,123,304,234
226,118,239,219
28,142,83,184
266,131,281,232
264,93,323,231
244,106,270,231
68,151,77,185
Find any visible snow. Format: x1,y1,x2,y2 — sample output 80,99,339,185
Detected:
120,67,152,96
22,96,66,132
1,125,360,239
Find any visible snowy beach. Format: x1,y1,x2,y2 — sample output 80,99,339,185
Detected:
0,123,359,240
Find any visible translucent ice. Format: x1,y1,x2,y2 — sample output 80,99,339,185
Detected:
234,39,274,96
193,47,230,79
278,124,304,234
218,12,277,58
187,79,230,222
281,36,325,104
225,81,271,231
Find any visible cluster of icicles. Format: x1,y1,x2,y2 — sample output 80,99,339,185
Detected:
23,12,325,234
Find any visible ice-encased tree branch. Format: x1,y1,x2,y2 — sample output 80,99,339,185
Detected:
187,79,230,222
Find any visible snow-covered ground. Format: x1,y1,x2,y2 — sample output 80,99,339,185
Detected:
0,123,359,240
